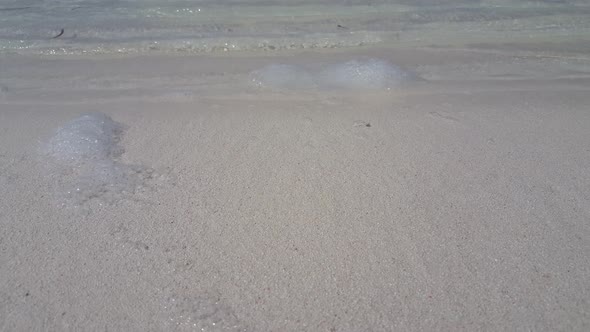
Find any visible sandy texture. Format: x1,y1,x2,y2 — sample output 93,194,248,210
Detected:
1,47,589,331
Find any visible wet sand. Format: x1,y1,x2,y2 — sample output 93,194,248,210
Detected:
1,46,589,331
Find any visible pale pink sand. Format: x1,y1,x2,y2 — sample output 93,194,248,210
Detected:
1,47,589,331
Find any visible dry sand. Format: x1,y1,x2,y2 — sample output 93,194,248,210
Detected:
1,47,589,331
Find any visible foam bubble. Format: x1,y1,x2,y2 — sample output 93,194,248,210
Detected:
250,64,316,90
317,59,415,89
44,112,124,164
251,59,417,91
42,113,169,209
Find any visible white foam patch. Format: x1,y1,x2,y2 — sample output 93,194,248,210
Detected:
45,113,124,163
42,113,170,209
317,59,415,89
250,59,418,91
250,64,316,89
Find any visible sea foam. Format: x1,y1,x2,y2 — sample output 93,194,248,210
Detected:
250,64,316,89
251,59,417,91
42,113,166,208
317,59,415,89
45,113,124,163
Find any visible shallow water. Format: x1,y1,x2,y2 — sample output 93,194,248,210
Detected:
1,0,589,56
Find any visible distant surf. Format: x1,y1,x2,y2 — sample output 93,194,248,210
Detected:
2,0,585,56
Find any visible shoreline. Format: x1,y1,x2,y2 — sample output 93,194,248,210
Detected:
1,42,589,330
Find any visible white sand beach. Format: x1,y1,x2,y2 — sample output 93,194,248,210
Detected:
1,1,590,331
1,46,589,331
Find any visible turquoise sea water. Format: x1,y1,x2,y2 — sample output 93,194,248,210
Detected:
1,0,589,56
